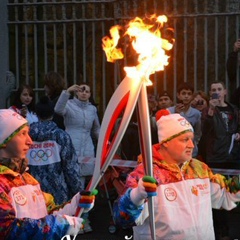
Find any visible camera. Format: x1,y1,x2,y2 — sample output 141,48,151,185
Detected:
211,93,219,99
197,100,204,105
80,86,86,92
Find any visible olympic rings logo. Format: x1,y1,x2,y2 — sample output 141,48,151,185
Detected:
30,149,53,162
180,119,191,127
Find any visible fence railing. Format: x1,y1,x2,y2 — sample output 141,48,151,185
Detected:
2,0,240,119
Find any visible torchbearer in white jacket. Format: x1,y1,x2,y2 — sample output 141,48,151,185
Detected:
113,109,240,240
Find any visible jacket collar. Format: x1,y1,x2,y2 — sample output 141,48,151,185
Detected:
0,157,28,175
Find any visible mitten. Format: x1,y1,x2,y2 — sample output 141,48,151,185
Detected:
65,215,83,236
130,176,158,206
53,193,80,216
79,189,98,213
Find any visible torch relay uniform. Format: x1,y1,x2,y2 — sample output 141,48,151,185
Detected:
0,109,86,239
113,112,240,240
28,120,83,204
0,162,80,239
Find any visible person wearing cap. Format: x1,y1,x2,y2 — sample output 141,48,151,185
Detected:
113,110,240,240
27,96,82,205
150,91,173,144
157,90,173,110
0,109,96,239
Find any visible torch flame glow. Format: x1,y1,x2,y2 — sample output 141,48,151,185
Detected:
102,14,174,84
102,25,124,62
98,14,174,240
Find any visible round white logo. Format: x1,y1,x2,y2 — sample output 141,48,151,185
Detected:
13,189,27,206
164,187,177,201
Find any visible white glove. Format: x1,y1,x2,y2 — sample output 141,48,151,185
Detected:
130,176,158,206
53,193,80,216
65,215,83,236
130,178,148,206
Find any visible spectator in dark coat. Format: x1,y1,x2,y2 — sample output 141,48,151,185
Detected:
227,38,240,107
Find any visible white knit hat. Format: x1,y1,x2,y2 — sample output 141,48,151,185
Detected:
156,111,193,143
0,109,28,147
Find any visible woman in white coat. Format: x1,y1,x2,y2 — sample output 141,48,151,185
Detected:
55,83,100,158
55,83,100,233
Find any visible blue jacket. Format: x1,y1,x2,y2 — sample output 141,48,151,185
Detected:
28,120,82,204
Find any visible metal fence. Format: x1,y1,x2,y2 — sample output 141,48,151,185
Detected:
1,0,240,119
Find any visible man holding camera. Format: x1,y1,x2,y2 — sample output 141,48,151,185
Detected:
201,81,240,239
202,81,240,168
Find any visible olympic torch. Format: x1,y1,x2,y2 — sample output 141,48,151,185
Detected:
76,14,173,240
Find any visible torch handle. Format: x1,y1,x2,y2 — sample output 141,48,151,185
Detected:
75,72,143,218
137,84,156,240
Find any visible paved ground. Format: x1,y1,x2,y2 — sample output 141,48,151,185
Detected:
76,187,133,240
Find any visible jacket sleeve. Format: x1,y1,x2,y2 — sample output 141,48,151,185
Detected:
91,108,100,141
113,165,145,228
0,187,70,240
226,51,238,83
202,112,214,135
54,90,70,116
210,171,240,210
193,112,202,144
57,132,83,195
113,188,144,228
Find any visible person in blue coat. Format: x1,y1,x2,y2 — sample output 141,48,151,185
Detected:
28,96,83,205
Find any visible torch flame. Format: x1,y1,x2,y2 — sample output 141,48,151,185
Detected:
102,25,124,62
102,14,174,84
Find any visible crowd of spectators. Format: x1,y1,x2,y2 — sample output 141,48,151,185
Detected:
1,37,240,239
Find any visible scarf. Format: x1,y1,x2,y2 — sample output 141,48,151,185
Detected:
0,157,28,174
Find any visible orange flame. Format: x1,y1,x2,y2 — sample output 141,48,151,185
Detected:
102,25,124,62
102,14,174,83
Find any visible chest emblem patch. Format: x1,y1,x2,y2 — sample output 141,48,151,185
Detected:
164,187,177,201
13,189,27,206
